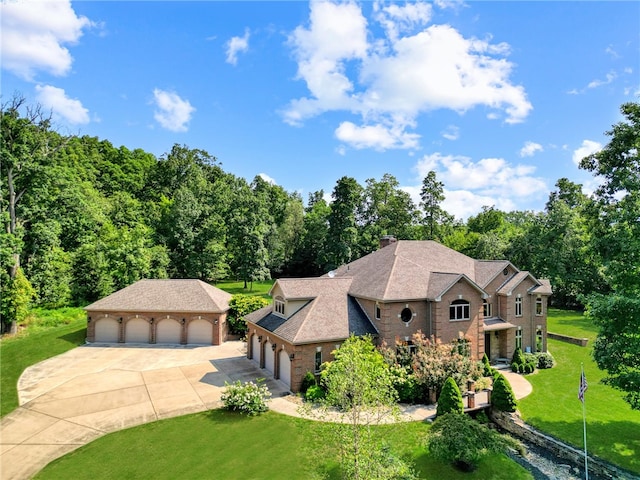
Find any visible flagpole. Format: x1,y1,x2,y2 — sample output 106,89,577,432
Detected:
581,364,588,480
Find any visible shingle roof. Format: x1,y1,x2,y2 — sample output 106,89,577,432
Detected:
495,271,552,296
247,278,377,344
530,278,553,295
475,260,512,288
328,240,481,301
84,279,232,313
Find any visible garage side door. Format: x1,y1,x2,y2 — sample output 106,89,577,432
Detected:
187,319,213,344
251,334,261,364
94,318,119,343
264,341,274,374
156,319,182,344
125,318,150,343
278,350,291,388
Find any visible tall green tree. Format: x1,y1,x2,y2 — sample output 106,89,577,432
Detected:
291,191,330,276
325,177,362,270
419,171,452,241
580,102,640,410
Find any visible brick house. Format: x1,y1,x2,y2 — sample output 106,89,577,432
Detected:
246,238,551,392
85,279,232,345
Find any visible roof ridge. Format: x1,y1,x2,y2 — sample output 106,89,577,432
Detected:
292,298,318,343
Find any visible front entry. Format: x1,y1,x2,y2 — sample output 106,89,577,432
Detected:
484,332,492,360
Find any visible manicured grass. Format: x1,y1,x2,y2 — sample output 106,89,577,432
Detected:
216,279,274,299
519,309,640,474
0,308,86,417
35,410,531,480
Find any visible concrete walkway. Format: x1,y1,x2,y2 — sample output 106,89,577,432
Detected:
0,343,532,480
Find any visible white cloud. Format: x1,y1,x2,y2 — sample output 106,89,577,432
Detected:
335,121,420,150
226,28,250,66
572,140,602,166
35,84,89,124
519,141,543,157
258,173,277,185
587,71,617,89
441,125,460,141
0,0,93,80
408,151,547,219
283,1,531,150
152,89,195,132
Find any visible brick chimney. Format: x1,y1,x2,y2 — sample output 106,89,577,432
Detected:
379,235,397,249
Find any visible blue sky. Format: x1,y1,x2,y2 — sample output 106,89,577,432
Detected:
2,1,639,219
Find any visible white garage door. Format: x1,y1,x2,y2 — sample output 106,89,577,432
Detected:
187,319,212,344
125,318,150,343
251,335,261,364
156,319,182,344
94,318,119,343
264,341,274,374
278,350,291,388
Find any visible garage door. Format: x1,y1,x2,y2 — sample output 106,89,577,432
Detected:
278,350,291,388
156,319,182,344
264,341,274,374
251,334,261,364
125,318,150,343
94,318,119,342
187,319,212,344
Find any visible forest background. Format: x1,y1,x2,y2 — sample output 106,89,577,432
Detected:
2,97,638,336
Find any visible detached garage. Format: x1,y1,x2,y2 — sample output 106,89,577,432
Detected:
85,279,232,345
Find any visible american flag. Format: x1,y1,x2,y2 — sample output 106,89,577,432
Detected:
578,369,588,403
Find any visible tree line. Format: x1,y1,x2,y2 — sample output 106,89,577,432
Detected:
2,96,638,328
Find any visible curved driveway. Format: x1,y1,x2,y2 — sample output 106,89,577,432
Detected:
0,342,531,480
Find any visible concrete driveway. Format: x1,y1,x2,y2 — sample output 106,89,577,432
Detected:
0,342,289,480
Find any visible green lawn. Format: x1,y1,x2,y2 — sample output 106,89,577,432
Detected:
35,409,531,480
0,308,87,417
518,308,640,474
215,279,274,299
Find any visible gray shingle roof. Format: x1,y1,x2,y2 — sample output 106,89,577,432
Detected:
84,279,232,313
496,271,546,296
247,278,377,344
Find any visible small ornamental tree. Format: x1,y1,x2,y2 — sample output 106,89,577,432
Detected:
436,377,464,417
227,294,269,336
426,413,516,472
491,374,517,413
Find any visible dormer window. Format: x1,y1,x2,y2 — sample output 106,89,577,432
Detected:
274,296,285,316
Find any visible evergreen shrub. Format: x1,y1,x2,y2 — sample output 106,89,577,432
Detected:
536,352,555,369
300,371,317,394
436,377,464,416
491,374,517,413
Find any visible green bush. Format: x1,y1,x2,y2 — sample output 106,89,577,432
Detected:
436,377,464,416
524,352,537,365
300,371,317,394
305,385,326,402
426,413,516,472
518,364,525,374
491,374,517,413
511,362,519,372
227,295,269,336
524,363,534,374
475,410,490,424
511,347,525,366
536,352,555,369
221,379,271,415
482,353,492,376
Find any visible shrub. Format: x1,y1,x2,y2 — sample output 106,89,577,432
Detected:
227,295,269,336
221,379,271,415
300,371,317,394
426,413,516,472
491,374,517,413
524,363,534,374
475,410,490,424
482,353,492,376
524,352,537,365
305,385,326,402
518,364,525,374
536,352,555,369
474,377,491,391
511,347,525,366
436,377,464,416
511,362,519,372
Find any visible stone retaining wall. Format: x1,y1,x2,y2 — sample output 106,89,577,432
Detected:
490,410,637,480
548,332,589,347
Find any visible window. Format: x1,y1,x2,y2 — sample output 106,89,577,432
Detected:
536,296,543,316
515,327,522,350
375,304,381,320
483,300,492,318
536,326,543,352
515,296,522,317
449,299,470,321
274,296,285,315
314,348,322,372
400,307,413,323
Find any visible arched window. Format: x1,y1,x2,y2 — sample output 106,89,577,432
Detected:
449,299,470,321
